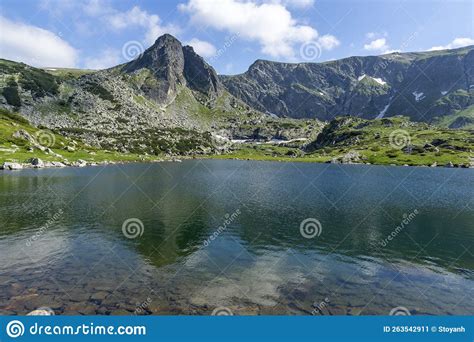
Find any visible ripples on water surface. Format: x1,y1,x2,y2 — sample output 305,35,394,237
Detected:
0,160,473,315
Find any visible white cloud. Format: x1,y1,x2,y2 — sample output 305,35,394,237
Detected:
38,1,177,47
272,0,315,8
107,6,158,30
318,34,340,50
363,38,390,53
365,32,376,40
38,0,77,15
83,0,113,16
287,0,315,8
365,31,387,40
179,0,336,60
83,48,120,70
0,16,77,67
186,38,217,57
105,6,179,46
429,37,474,51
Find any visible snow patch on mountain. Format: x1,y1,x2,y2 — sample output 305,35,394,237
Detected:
372,77,387,85
357,74,387,85
412,91,425,102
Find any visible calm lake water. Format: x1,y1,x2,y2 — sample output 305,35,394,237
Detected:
0,160,473,315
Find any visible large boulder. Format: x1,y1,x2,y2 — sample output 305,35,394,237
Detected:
12,129,34,143
29,158,44,168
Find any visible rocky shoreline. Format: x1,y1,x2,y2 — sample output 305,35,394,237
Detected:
2,154,473,171
0,157,183,171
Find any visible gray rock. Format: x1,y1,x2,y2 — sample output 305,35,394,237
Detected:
341,151,361,164
222,46,474,122
2,162,23,170
12,129,34,143
91,291,109,301
29,158,44,167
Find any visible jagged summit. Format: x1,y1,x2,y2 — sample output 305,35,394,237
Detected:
122,34,222,104
154,33,181,45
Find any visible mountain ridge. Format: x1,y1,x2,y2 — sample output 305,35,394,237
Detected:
221,45,473,123
230,45,474,72
0,34,473,163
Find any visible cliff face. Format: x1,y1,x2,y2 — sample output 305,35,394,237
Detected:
123,34,222,105
221,46,474,122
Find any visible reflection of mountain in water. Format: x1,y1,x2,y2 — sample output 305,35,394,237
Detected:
0,161,473,315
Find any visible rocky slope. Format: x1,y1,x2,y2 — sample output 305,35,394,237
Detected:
1,35,320,155
221,46,474,125
1,34,472,164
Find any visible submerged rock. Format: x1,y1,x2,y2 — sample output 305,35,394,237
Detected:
27,307,55,316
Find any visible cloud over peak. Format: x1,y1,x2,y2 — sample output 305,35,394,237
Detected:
363,38,389,52
429,37,474,51
179,0,338,60
186,39,217,58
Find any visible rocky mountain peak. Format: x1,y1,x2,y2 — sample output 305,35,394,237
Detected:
122,34,222,104
126,34,184,73
153,33,181,46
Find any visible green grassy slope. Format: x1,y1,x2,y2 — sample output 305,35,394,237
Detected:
304,116,474,166
434,105,474,130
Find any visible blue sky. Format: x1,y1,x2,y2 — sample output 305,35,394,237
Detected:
0,0,472,74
